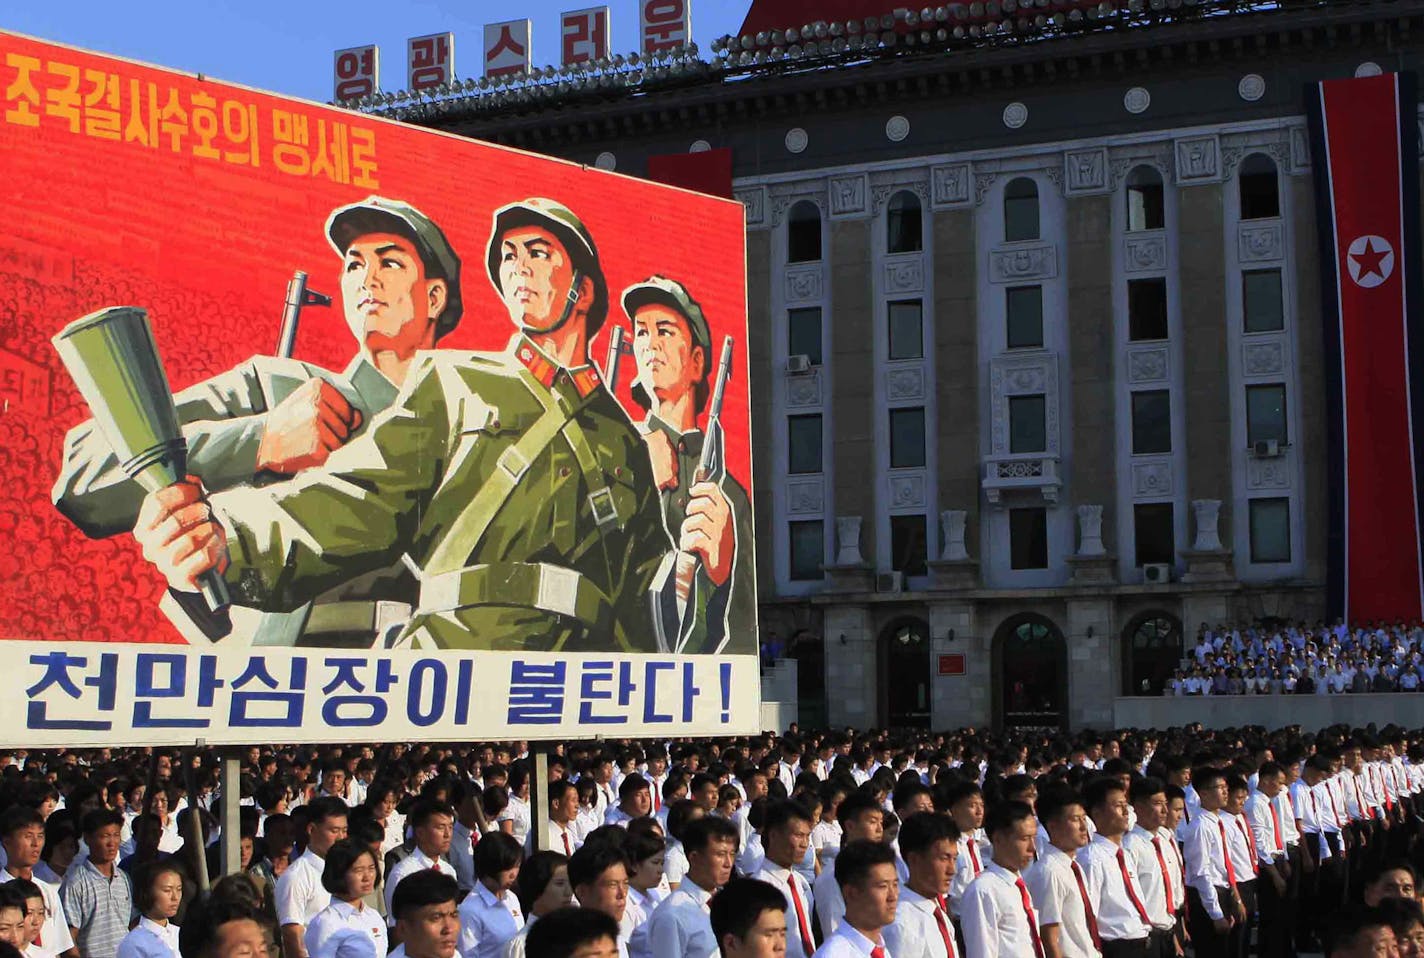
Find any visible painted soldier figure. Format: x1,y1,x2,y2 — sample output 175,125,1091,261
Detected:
53,196,461,646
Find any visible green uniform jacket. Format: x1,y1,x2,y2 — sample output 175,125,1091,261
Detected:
52,354,407,646
212,337,671,653
641,416,757,655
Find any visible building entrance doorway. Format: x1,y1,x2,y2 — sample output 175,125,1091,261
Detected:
881,618,931,728
993,613,1067,730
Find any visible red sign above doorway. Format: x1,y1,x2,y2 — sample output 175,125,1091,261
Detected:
938,653,966,676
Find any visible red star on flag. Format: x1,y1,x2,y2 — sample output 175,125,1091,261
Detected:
1351,237,1390,282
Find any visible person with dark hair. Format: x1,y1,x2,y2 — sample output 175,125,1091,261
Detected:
59,807,130,958
943,780,989,916
605,775,653,829
753,800,816,958
1123,777,1181,958
812,791,885,941
1079,777,1153,957
458,832,525,958
708,878,787,958
813,840,897,957
624,828,666,927
568,841,630,942
306,839,386,958
961,801,1043,958
276,795,349,958
647,815,739,958
664,799,705,891
384,800,456,924
1376,896,1424,956
885,813,961,958
501,852,572,958
391,871,461,958
1182,767,1245,958
1220,776,1260,956
546,781,582,859
0,806,74,958
179,886,272,958
0,885,28,953
1022,786,1097,958
1244,762,1293,958
35,813,78,886
1363,861,1420,907
524,907,619,958
115,863,183,958
1324,905,1399,957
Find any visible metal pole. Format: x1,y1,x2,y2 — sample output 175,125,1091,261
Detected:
530,747,551,854
219,750,242,877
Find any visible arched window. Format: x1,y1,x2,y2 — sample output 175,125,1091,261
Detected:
1121,612,1184,696
1239,154,1280,220
886,190,923,254
1126,166,1165,232
993,613,1067,730
787,200,822,263
880,618,930,728
1004,177,1040,242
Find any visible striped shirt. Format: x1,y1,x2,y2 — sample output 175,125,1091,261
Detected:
60,858,133,958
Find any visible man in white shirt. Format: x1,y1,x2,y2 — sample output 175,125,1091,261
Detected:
545,780,582,858
646,816,738,958
813,793,884,941
942,782,989,916
708,878,789,958
1245,762,1292,958
604,776,654,830
569,842,631,956
810,840,898,958
1181,768,1244,958
385,799,457,927
390,870,461,958
1123,778,1181,958
0,807,75,958
961,801,1045,958
1079,778,1152,958
1022,787,1097,958
884,812,961,958
754,801,817,958
276,797,350,958
1221,777,1260,952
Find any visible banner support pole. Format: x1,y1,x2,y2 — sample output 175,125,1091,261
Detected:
530,745,551,853
219,748,243,878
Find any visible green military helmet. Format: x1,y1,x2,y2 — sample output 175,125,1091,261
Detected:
486,197,609,335
623,275,713,412
326,195,464,339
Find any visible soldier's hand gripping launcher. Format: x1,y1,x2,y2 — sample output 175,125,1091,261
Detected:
53,307,233,638
650,335,733,653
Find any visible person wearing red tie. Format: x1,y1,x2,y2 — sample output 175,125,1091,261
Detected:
1078,777,1152,958
884,813,961,958
709,878,790,958
1123,778,1183,958
1222,777,1260,958
545,781,581,859
961,801,1046,958
755,800,818,958
1182,768,1245,958
1022,785,1099,958
1243,763,1293,958
811,840,899,958
943,782,988,918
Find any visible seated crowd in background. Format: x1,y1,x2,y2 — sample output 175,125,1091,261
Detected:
1,723,1424,957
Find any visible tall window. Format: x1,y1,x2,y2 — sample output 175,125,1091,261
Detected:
1010,508,1049,569
1243,270,1284,333
1239,154,1280,220
789,520,825,580
1009,395,1047,454
788,307,823,365
788,415,822,473
888,300,923,360
890,407,926,469
1131,390,1172,455
1128,278,1169,341
788,200,822,262
890,514,928,576
1126,165,1165,232
1134,503,1175,566
1246,385,1288,445
1004,178,1040,242
886,191,923,254
1007,286,1044,349
1249,498,1291,563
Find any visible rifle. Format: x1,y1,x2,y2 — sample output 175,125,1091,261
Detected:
276,270,333,359
602,325,630,392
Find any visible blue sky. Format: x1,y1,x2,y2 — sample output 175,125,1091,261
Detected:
3,1,751,103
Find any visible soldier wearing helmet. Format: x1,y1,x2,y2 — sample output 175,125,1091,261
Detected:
624,275,755,654
55,195,461,647
132,198,734,653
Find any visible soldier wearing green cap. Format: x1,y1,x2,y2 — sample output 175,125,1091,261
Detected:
130,197,736,653
53,195,461,646
625,275,756,654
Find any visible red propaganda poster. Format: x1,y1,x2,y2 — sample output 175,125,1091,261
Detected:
0,32,758,745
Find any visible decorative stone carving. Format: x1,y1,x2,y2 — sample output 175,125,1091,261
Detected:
1175,135,1221,185
1238,74,1266,102
1065,148,1109,194
1243,341,1285,376
1132,461,1173,497
990,355,1059,456
932,163,972,209
1238,223,1283,263
835,515,864,565
829,174,868,218
990,244,1058,283
1290,126,1311,173
736,187,766,227
1124,87,1151,115
1127,346,1169,384
940,510,969,561
1076,504,1107,556
886,366,925,401
885,115,910,142
974,172,998,207
784,268,822,303
786,369,822,408
1247,457,1291,490
889,475,925,508
884,258,924,293
785,128,808,153
1191,499,1223,551
787,478,824,514
1124,235,1167,273
594,152,616,171
1003,102,1028,129
869,180,931,216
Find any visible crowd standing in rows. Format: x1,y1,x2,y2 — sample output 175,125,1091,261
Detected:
1,725,1423,958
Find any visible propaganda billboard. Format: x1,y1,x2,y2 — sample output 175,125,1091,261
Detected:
0,32,758,745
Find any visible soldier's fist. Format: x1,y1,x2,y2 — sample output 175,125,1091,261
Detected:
257,378,362,474
642,429,680,492
679,477,734,587
134,476,229,593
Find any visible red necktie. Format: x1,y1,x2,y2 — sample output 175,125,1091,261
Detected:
787,875,814,957
1071,860,1102,950
562,831,572,857
934,897,958,958
1016,875,1045,958
1117,847,1152,926
968,841,982,876
1152,836,1175,915
871,948,886,958
1269,801,1284,852
653,787,661,812
1215,818,1239,891
1234,818,1259,877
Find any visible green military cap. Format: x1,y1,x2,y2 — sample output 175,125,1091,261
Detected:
326,195,464,337
623,275,712,412
486,197,609,335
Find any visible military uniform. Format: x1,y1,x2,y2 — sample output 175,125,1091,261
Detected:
212,335,670,652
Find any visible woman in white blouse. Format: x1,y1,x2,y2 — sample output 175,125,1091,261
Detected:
500,851,573,958
115,863,184,958
306,839,388,958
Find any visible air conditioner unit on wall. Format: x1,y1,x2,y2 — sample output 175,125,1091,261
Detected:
1143,563,1171,584
787,354,812,374
1251,438,1282,458
876,571,904,593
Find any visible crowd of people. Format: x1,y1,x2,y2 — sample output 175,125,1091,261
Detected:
0,724,1423,958
1164,620,1424,695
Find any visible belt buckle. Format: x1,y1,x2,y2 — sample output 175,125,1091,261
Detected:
588,486,618,526
498,445,530,482
536,564,581,619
